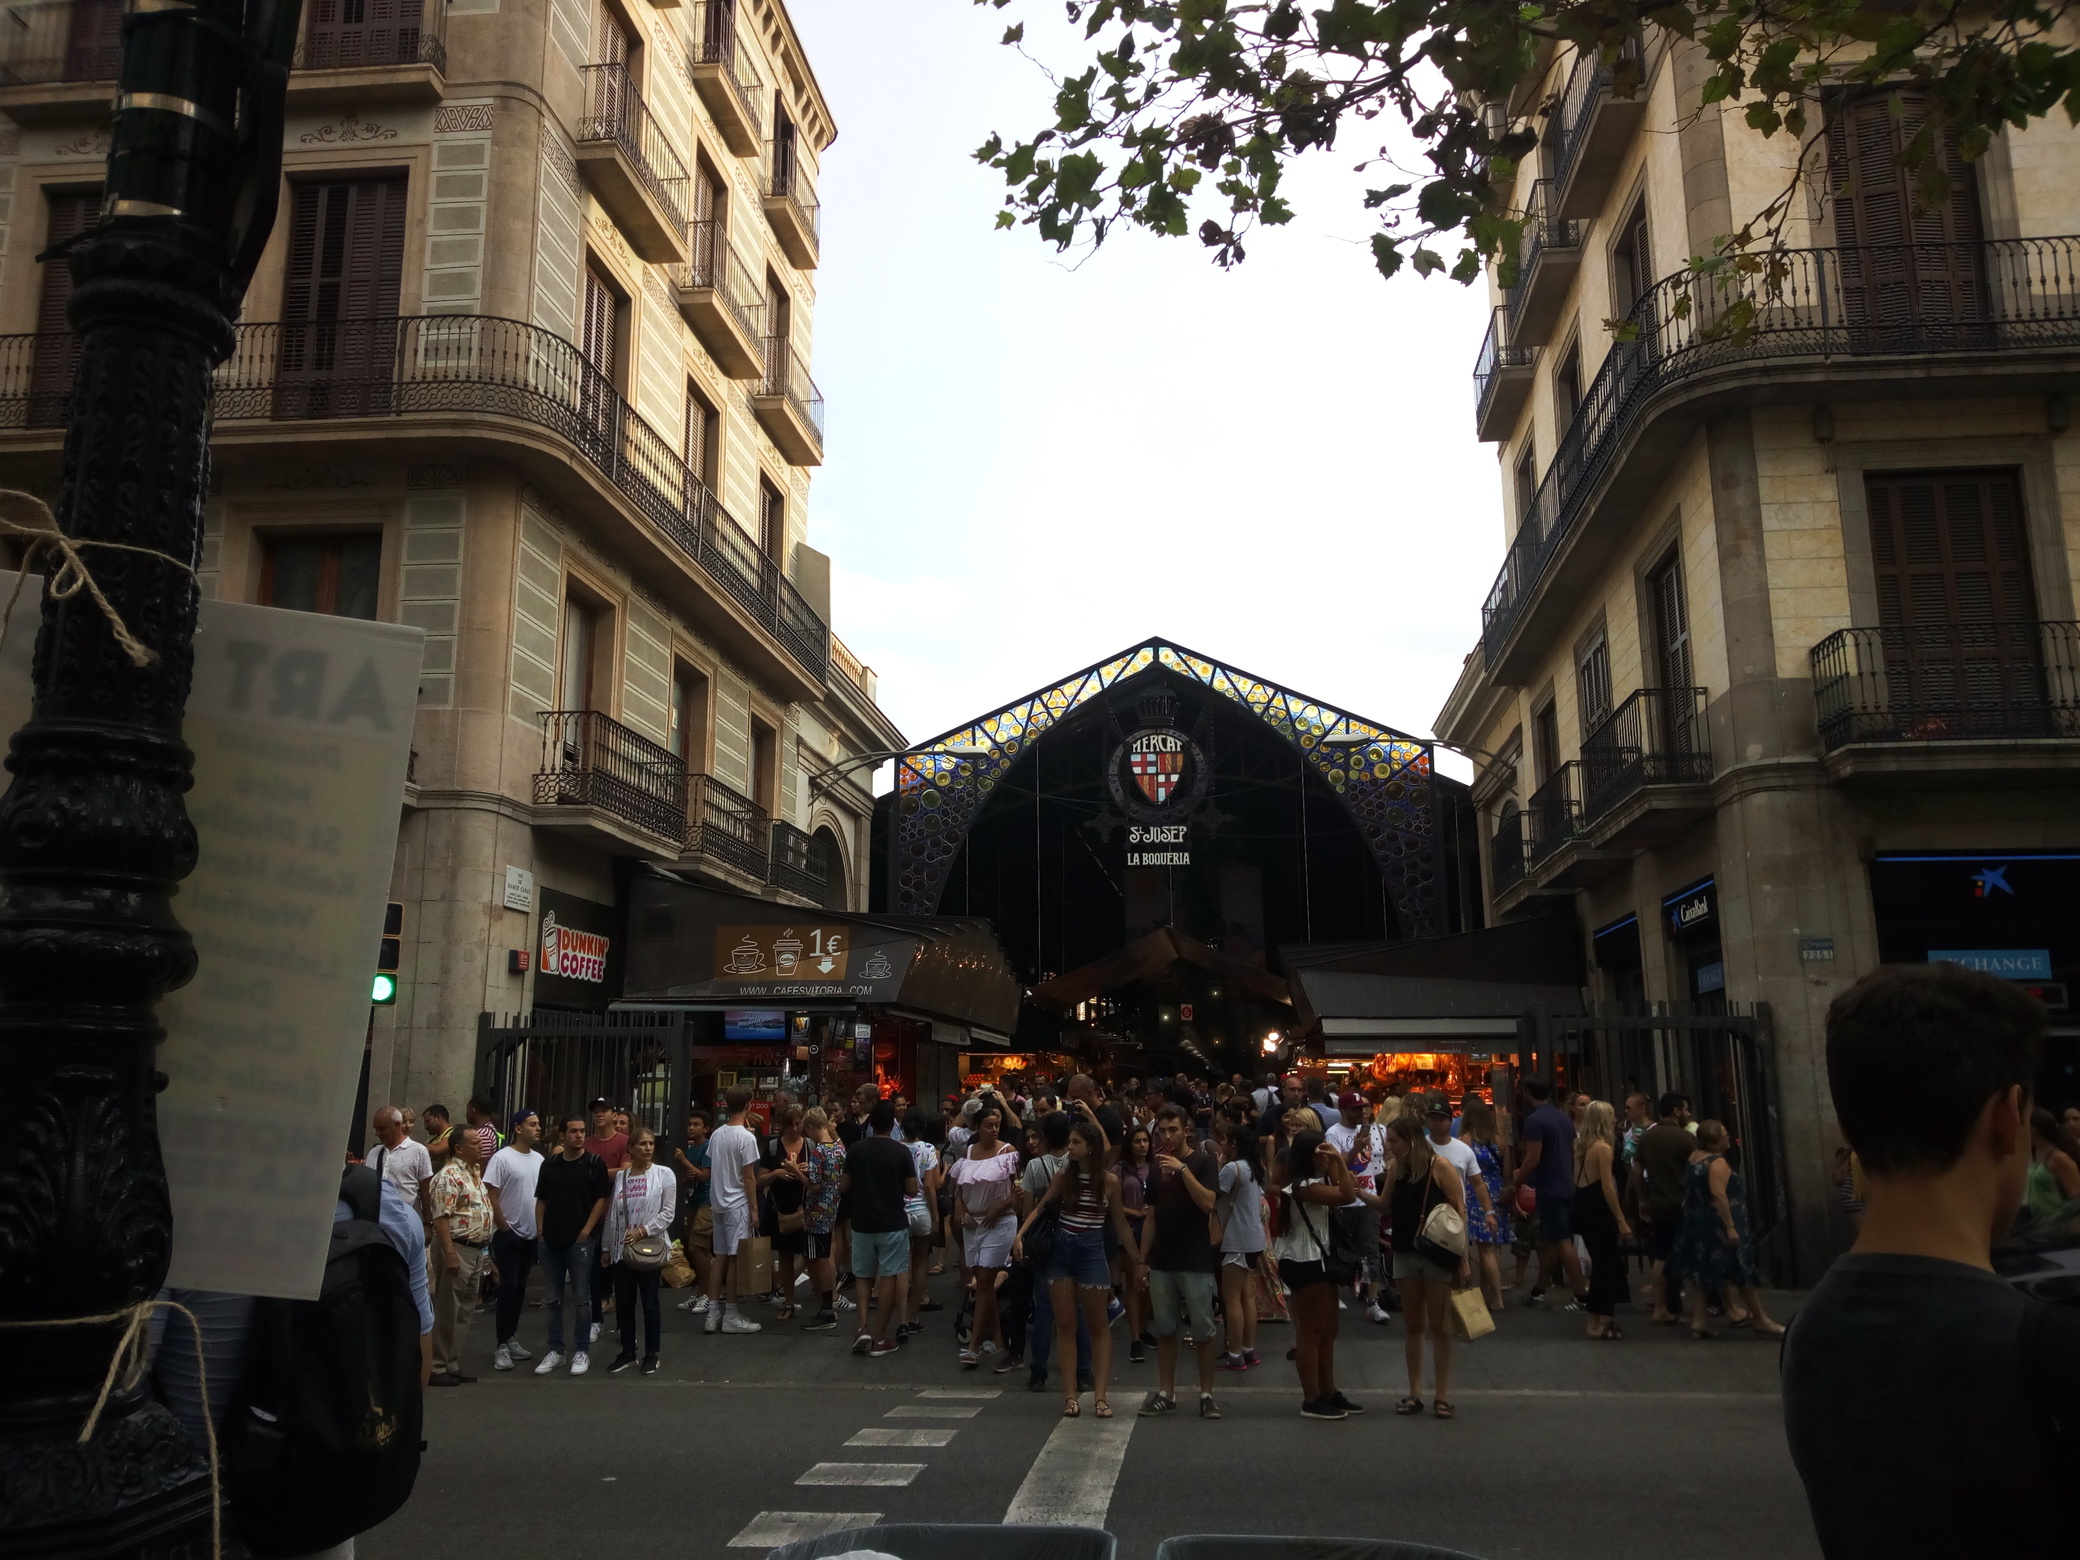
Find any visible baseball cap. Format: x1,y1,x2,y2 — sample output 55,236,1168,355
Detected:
508,1109,535,1132
589,1095,611,1108
1337,1091,1363,1112
1424,1097,1452,1117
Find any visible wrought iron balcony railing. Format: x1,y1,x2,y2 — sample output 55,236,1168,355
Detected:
1472,304,1535,425
673,221,767,338
0,313,831,680
579,62,691,238
769,819,829,899
761,334,826,445
765,137,821,248
1580,687,1712,823
1525,761,1585,866
687,0,764,130
1491,809,1527,894
0,0,123,85
1550,34,1642,199
1481,237,2080,664
687,773,769,878
536,709,690,845
1502,180,1580,328
1811,621,2080,749
295,0,446,73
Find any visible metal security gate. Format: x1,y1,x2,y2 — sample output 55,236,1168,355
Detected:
476,1009,691,1140
1525,1002,1791,1280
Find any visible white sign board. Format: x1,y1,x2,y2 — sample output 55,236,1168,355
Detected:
0,577,422,1299
503,864,535,912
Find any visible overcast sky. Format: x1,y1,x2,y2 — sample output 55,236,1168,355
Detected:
788,1,1497,779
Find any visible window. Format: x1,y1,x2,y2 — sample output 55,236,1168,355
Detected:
560,593,598,712
581,262,626,384
1513,443,1538,535
1647,551,1693,690
1611,199,1652,318
749,717,777,815
596,2,636,75
303,0,428,70
1554,336,1583,428
1826,92,1985,333
764,269,790,383
1577,632,1612,736
261,533,382,620
31,190,97,423
669,664,709,767
758,478,785,561
285,178,407,324
1866,470,2035,628
1532,700,1561,783
685,380,719,489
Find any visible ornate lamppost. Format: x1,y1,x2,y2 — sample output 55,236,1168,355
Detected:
0,0,301,1553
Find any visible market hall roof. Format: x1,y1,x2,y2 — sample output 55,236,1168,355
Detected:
888,636,1453,937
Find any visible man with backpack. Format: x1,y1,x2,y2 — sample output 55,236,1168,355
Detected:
533,1114,611,1375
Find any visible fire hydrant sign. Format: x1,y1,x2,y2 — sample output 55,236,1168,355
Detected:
0,577,422,1300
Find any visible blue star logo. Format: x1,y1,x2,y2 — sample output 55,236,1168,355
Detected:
1971,866,2013,899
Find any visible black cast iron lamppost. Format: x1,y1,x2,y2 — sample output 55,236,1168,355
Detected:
0,0,301,1554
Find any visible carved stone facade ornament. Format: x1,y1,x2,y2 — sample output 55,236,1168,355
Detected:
588,212,632,265
0,128,23,158
298,113,399,145
54,130,113,159
408,463,465,488
265,464,374,490
433,104,495,133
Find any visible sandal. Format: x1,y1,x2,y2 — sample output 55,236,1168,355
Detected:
1602,1325,1625,1341
1094,1399,1114,1419
1433,1399,1456,1420
1062,1398,1081,1418
1751,1321,1787,1338
1394,1397,1425,1416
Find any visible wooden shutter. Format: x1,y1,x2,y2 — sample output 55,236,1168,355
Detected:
1651,555,1692,690
684,385,712,486
303,0,425,70
63,0,124,81
278,179,406,417
1826,92,1985,341
581,265,617,376
29,192,98,424
1865,470,2040,730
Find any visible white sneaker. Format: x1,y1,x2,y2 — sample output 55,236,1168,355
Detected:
506,1339,533,1361
704,1306,722,1334
570,1351,590,1376
1367,1303,1392,1324
494,1344,514,1371
589,1321,602,1343
534,1350,563,1375
721,1310,762,1334
796,1271,812,1287
676,1294,705,1313
834,1293,857,1311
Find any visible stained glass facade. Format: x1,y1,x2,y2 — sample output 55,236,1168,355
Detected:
892,639,1446,937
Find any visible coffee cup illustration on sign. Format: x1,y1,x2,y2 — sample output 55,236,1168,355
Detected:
724,935,766,974
772,932,803,975
861,951,893,980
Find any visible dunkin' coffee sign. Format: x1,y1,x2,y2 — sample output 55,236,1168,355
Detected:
541,910,610,983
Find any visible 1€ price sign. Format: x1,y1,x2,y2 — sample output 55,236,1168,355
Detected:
716,924,852,980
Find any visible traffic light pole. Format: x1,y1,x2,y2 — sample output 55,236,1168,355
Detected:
0,1,301,1554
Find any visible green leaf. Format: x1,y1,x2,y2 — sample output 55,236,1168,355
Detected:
1002,22,1024,44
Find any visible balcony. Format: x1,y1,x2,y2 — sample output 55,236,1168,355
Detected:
670,221,767,379
762,139,821,270
1551,35,1647,221
1811,622,2080,782
1579,688,1713,847
1473,306,1536,441
1502,180,1582,345
1479,237,2080,676
752,334,825,465
769,819,830,901
1490,810,1527,897
576,63,691,264
0,0,123,120
534,710,689,855
685,774,768,880
0,313,831,685
687,0,763,156
288,0,446,109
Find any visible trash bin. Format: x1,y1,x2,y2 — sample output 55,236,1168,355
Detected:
767,1524,1118,1560
1153,1538,1486,1560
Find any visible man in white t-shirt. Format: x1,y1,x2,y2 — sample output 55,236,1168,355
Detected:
703,1086,764,1336
368,1105,434,1224
1426,1098,1485,1257
1327,1092,1392,1323
482,1111,543,1372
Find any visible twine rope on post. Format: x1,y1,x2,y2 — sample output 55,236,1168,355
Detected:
0,1298,223,1560
0,489,200,669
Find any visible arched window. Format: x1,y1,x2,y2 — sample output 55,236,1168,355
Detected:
813,825,847,911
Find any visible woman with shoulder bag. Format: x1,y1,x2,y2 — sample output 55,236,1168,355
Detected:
760,1105,812,1321
1384,1113,1469,1419
1269,1127,1363,1420
602,1125,677,1375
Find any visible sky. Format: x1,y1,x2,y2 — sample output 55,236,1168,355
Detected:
787,1,1499,780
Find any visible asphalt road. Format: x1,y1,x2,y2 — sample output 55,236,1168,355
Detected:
361,1269,1820,1560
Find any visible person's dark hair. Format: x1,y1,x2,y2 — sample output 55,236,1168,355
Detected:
869,1100,897,1134
1121,1124,1153,1169
1826,963,2045,1175
1523,1076,1553,1103
1064,1117,1107,1206
1280,1127,1328,1227
559,1114,587,1135
1156,1103,1191,1129
687,1110,711,1130
2030,1108,2080,1168
902,1107,934,1144
724,1085,753,1115
468,1095,495,1118
1040,1111,1072,1153
1657,1090,1689,1119
422,1103,449,1124
1166,1083,1195,1109
1215,1119,1261,1185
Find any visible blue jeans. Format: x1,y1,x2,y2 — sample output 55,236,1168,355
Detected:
540,1237,598,1353
1029,1262,1093,1384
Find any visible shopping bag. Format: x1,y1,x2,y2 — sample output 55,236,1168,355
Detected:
1252,1260,1290,1324
740,1235,774,1294
1448,1286,1495,1340
660,1240,695,1288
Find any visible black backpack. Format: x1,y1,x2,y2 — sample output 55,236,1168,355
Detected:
225,1164,425,1558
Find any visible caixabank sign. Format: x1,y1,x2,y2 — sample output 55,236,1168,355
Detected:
534,887,622,1007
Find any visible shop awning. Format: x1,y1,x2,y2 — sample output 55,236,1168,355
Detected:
1287,923,1582,1055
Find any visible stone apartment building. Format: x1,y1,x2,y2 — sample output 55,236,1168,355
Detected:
1436,37,2080,1271
0,0,902,1113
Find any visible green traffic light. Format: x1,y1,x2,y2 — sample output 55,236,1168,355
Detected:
372,972,397,1005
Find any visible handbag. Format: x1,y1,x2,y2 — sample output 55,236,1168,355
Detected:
1298,1189,1358,1285
617,1174,670,1272
1413,1167,1469,1269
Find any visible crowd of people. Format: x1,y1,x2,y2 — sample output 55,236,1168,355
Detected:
375,1066,1787,1419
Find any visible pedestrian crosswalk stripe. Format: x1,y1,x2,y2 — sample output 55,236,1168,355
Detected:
847,1428,958,1447
727,1512,882,1549
884,1404,981,1419
1003,1415,1136,1527
917,1388,1001,1399
798,1463,927,1487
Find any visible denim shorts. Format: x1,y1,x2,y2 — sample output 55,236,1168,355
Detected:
854,1227,910,1280
1147,1269,1217,1337
1537,1195,1575,1242
1042,1225,1112,1288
